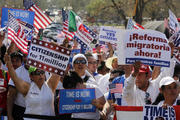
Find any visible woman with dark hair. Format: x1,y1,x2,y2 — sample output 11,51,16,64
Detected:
63,71,106,120
5,54,60,120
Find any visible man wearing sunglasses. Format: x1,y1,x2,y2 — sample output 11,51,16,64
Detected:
85,53,103,84
72,53,97,86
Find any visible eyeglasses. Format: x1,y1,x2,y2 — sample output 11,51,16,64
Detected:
88,61,97,64
31,70,45,75
74,59,87,64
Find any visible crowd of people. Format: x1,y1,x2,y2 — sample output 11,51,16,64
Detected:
0,29,179,120
0,11,180,120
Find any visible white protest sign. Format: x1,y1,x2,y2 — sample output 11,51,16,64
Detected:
99,26,120,45
169,9,180,34
27,38,71,76
75,24,95,47
143,105,176,120
117,29,171,67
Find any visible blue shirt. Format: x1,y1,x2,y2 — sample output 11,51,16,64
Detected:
107,75,126,105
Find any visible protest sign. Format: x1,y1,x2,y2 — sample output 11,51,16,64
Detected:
169,9,180,34
169,31,180,63
99,26,119,45
114,106,143,120
117,29,171,67
75,24,96,48
114,106,179,120
27,38,71,76
143,105,176,120
1,7,35,28
59,88,96,114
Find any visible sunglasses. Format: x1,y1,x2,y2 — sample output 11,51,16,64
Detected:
31,70,45,75
74,59,87,64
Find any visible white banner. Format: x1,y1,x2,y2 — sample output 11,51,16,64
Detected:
99,26,120,45
117,29,171,67
27,38,71,76
169,9,180,34
143,105,176,120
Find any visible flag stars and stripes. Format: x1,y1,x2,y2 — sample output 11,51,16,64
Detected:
50,45,53,48
60,72,64,75
33,40,37,43
34,62,37,66
55,70,58,73
56,47,59,50
23,0,52,33
61,49,64,52
45,43,48,46
28,60,32,64
67,51,70,54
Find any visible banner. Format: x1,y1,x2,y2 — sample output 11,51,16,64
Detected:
75,24,96,48
117,29,171,67
99,26,119,45
59,88,96,114
143,105,176,120
114,106,180,120
1,7,35,28
169,10,180,34
169,31,180,63
27,38,71,76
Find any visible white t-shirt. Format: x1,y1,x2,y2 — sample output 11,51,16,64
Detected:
123,58,176,106
98,73,110,95
8,65,31,107
24,82,55,120
72,83,104,120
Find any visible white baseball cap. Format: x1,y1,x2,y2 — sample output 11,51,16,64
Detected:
159,76,176,88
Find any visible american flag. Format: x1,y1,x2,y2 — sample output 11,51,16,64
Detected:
62,8,75,40
83,24,97,39
127,18,144,30
23,0,52,33
109,83,123,94
8,12,32,54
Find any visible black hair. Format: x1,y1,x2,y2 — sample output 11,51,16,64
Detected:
63,71,83,89
0,45,6,64
111,69,125,76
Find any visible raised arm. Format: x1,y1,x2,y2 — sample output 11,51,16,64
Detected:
47,73,60,93
123,61,141,105
5,54,30,96
151,66,161,80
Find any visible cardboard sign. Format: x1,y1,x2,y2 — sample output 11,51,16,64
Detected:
143,105,176,120
114,106,179,120
59,88,96,114
1,7,35,28
27,39,71,76
117,29,171,67
169,10,180,34
99,26,119,45
75,24,96,47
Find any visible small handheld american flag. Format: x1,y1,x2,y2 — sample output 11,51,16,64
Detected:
127,18,144,30
109,83,123,94
23,0,52,33
62,8,75,40
8,12,33,54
